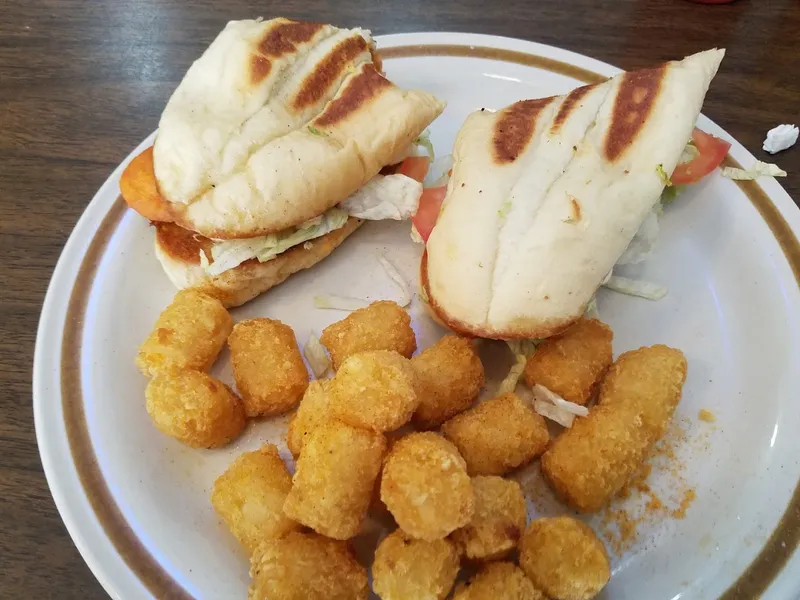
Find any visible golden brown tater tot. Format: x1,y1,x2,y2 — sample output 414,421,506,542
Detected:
523,318,613,406
451,476,527,561
145,369,245,448
136,289,231,377
320,300,416,369
380,432,474,541
211,444,300,553
411,335,485,429
519,516,610,600
228,318,309,417
373,529,459,600
283,420,385,539
248,531,368,600
441,393,549,476
541,345,687,512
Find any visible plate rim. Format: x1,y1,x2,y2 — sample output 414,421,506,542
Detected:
33,30,800,600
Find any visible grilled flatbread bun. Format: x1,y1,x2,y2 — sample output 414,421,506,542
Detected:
423,49,724,340
153,219,362,308
121,18,444,239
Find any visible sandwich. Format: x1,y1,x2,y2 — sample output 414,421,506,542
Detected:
421,49,727,340
120,18,445,307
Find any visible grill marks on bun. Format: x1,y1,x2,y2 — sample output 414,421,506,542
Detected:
551,83,598,135
149,18,444,240
248,20,326,84
292,35,370,110
604,67,665,162
153,19,372,209
492,98,555,164
313,64,392,127
426,50,724,339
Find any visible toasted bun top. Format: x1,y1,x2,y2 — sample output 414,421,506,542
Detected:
425,49,724,340
145,18,444,239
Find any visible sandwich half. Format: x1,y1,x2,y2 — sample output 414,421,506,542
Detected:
422,49,725,339
120,18,445,307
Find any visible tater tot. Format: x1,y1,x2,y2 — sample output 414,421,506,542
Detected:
541,345,687,512
373,529,459,600
411,335,485,429
136,289,232,377
451,476,527,561
519,517,610,600
380,432,474,540
248,531,368,600
329,350,419,432
145,369,245,448
523,318,613,406
210,444,300,553
441,393,549,476
286,379,330,458
320,300,416,369
228,318,309,417
283,420,385,539
452,562,546,600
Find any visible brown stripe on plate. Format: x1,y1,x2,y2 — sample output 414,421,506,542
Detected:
379,44,608,85
61,199,194,599
57,44,800,600
718,156,800,599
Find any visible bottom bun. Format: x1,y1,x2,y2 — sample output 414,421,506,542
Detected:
153,219,363,308
419,250,577,341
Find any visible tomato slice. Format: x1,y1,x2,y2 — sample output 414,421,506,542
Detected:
412,186,447,243
398,156,430,183
670,128,731,185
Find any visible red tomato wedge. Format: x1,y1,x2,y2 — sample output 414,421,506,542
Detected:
412,186,447,243
671,128,731,185
398,156,430,183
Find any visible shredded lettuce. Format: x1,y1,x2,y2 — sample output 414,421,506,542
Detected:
532,384,588,416
617,209,659,266
303,333,331,378
498,201,512,219
339,175,422,220
410,223,424,245
378,254,411,307
533,399,576,428
531,384,588,428
660,185,684,205
656,163,673,186
199,249,210,269
679,142,700,164
498,355,527,395
413,129,435,162
498,339,541,395
603,275,667,301
721,160,787,180
507,339,541,358
585,296,600,319
313,295,371,311
424,154,454,188
207,208,349,276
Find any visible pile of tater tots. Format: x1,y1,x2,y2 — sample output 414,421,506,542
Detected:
136,289,687,600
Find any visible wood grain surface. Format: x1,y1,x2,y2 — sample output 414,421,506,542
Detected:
1,0,798,597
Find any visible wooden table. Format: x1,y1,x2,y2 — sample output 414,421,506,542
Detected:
2,0,798,597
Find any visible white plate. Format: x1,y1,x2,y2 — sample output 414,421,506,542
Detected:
34,32,800,600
